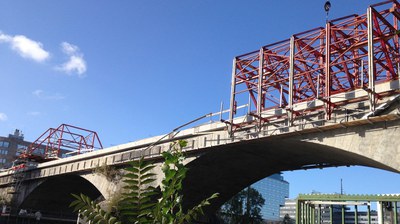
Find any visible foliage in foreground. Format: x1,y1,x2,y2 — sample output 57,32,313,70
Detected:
70,140,218,223
217,186,265,224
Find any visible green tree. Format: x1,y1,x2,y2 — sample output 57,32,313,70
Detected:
218,186,265,224
70,140,218,224
282,214,294,224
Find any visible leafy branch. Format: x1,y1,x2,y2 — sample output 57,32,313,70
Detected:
70,193,121,224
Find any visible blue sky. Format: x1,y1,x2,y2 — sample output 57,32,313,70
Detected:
0,0,398,197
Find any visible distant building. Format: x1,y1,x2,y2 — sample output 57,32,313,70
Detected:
0,129,31,168
279,198,296,221
252,173,289,221
345,210,379,224
322,205,346,224
0,129,71,169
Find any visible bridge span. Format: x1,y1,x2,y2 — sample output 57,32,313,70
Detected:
0,94,399,218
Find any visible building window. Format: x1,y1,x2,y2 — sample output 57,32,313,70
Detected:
0,141,9,148
16,145,30,156
17,145,27,150
0,158,6,164
0,149,8,155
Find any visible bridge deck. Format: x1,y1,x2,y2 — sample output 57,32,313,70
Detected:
0,90,398,188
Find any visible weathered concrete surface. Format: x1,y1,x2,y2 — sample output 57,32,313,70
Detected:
304,118,400,172
1,112,399,218
81,172,120,200
181,116,400,214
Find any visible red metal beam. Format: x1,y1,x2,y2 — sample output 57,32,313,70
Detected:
229,0,400,129
21,124,103,161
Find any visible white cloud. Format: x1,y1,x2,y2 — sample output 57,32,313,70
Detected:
57,55,87,76
0,32,87,77
0,113,8,121
0,32,49,62
0,33,11,42
33,89,65,100
56,42,87,77
61,42,79,55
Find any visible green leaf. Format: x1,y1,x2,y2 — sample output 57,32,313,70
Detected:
178,140,188,148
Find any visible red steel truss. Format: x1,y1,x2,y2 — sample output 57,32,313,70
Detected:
20,124,103,161
229,0,400,129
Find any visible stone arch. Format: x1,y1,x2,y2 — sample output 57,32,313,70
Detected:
302,118,400,172
20,174,102,216
80,172,120,201
181,133,398,215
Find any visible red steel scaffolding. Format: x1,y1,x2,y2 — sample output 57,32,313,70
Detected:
19,124,103,162
229,0,400,133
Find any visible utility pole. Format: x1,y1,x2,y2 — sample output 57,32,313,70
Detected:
340,178,344,195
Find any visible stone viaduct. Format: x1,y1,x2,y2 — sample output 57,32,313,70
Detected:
0,93,399,220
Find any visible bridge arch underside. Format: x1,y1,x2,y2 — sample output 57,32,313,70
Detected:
20,175,102,216
183,123,399,215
